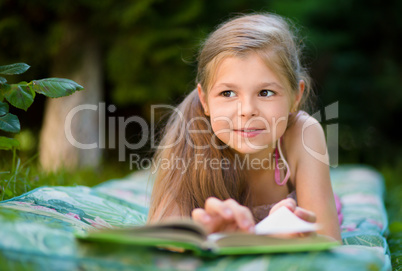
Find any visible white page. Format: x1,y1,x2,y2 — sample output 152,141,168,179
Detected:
255,206,319,235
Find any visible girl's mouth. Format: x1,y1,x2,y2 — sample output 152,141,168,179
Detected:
234,128,264,138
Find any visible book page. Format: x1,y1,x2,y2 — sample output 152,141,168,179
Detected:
255,206,319,235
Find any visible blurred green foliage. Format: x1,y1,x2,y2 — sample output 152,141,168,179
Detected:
0,0,400,167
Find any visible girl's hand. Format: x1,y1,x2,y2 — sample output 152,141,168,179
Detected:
191,197,255,234
269,198,316,237
269,198,316,223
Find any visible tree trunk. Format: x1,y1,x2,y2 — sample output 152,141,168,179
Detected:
39,34,103,171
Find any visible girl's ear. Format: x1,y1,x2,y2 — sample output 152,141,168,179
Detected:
197,84,210,116
292,80,305,112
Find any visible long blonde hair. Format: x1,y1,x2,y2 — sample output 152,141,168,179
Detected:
147,13,312,222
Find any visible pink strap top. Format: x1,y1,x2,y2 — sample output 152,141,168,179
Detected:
275,136,291,186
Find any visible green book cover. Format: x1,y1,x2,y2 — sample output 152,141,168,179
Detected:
76,207,340,257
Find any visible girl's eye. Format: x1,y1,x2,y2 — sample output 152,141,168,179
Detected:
259,90,274,97
221,90,235,97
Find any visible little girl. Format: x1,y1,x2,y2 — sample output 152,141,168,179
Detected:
147,13,342,242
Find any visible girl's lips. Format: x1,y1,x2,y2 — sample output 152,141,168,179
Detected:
234,129,264,138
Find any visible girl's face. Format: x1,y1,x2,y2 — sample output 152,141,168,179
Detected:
198,53,301,156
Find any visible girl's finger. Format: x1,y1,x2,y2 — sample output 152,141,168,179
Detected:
191,208,224,233
223,199,255,233
191,208,211,224
294,207,316,223
204,197,234,220
269,198,297,215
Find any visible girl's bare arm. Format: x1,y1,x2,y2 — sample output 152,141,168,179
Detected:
288,114,342,241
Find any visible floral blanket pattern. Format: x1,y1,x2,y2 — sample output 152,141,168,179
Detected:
0,165,391,270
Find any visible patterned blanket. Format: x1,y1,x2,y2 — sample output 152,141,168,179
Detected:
0,165,391,270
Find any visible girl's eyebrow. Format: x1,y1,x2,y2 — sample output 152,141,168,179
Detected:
257,82,284,90
213,82,284,90
213,82,237,89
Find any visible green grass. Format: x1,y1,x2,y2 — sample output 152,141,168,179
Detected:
380,161,402,271
0,155,131,201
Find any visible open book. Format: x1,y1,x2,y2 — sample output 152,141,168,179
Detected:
77,207,339,257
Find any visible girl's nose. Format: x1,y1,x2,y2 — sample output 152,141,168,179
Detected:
238,99,259,117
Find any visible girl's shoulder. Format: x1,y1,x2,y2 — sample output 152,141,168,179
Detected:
284,110,318,140
282,110,328,166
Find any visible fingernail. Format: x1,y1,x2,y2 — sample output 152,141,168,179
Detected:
286,203,295,210
242,220,250,228
203,214,211,222
248,225,255,233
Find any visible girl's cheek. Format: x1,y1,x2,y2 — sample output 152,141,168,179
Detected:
210,122,230,138
209,110,237,128
210,122,233,146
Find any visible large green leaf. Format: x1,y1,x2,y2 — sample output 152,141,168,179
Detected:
30,78,84,98
0,76,6,84
0,63,30,75
0,101,9,116
0,113,20,133
3,83,35,111
0,136,20,150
